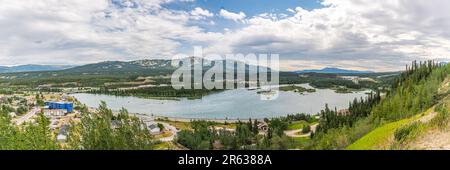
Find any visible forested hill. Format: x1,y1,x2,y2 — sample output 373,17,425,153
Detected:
310,61,450,150
0,58,269,80
0,60,178,79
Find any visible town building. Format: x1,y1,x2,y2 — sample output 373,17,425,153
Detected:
257,122,269,132
44,101,73,112
148,123,161,135
43,101,74,117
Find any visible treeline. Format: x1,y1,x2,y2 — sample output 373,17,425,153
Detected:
67,102,156,150
0,102,157,150
284,113,316,123
373,60,450,121
0,112,59,150
315,91,381,134
279,72,383,90
89,86,223,99
177,118,297,150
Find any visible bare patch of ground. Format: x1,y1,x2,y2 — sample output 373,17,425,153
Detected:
407,128,450,150
418,111,438,123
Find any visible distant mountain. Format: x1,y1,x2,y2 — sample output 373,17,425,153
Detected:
0,66,8,73
63,60,176,74
0,64,75,73
295,67,374,74
0,58,270,79
61,58,268,75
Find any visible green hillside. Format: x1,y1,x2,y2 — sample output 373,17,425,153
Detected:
348,62,450,150
309,61,450,150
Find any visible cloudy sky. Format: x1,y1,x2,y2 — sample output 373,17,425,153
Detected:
0,0,449,71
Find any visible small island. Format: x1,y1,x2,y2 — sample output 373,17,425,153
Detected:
279,85,316,93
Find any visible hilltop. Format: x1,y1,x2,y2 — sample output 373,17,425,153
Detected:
0,58,270,79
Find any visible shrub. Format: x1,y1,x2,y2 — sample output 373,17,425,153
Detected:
394,122,420,143
302,125,311,134
431,104,449,129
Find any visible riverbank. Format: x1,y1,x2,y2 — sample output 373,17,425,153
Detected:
131,112,262,123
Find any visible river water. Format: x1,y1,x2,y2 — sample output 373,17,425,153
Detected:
71,84,369,119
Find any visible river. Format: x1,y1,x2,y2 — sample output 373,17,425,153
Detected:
71,84,370,119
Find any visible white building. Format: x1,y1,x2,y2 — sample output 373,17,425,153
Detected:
8,112,17,118
43,107,67,117
148,123,161,135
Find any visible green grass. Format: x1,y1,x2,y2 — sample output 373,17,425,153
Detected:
154,142,179,150
347,109,432,150
287,121,308,130
292,136,311,149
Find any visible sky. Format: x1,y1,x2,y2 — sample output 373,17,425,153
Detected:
0,0,449,71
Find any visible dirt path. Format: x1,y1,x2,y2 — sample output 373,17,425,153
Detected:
406,94,450,150
408,129,450,150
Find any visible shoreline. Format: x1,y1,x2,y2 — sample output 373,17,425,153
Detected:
130,112,265,123
87,106,298,123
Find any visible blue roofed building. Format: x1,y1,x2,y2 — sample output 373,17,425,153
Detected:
44,101,74,113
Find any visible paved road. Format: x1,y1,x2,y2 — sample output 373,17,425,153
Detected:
157,121,179,142
15,107,40,125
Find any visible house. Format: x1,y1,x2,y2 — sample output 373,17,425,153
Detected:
43,101,74,117
337,109,351,116
148,123,161,135
257,122,269,132
43,108,66,117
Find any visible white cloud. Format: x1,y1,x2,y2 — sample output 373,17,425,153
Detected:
205,0,450,71
219,9,246,23
0,0,449,71
0,0,216,65
190,7,213,20
286,8,295,13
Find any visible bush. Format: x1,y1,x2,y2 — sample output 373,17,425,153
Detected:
302,125,311,134
394,122,420,143
431,104,449,129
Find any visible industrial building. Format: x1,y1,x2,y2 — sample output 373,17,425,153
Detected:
44,101,74,113
43,102,74,117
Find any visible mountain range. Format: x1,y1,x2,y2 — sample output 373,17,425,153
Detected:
295,67,374,74
0,64,75,73
0,60,375,79
0,59,266,79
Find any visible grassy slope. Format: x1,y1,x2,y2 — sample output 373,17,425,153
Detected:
346,108,433,150
287,121,309,130
348,77,450,150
